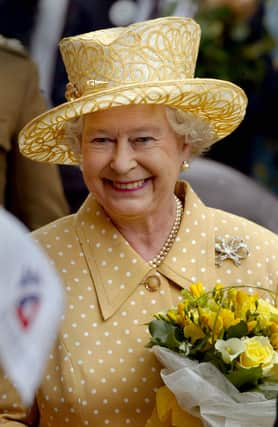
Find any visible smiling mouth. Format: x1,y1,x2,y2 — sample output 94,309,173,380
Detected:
106,178,150,191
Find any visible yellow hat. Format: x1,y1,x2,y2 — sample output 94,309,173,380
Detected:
19,16,247,165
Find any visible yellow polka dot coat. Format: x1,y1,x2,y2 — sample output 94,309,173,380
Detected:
0,182,277,426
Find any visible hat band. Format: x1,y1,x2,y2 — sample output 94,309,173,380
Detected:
65,80,109,101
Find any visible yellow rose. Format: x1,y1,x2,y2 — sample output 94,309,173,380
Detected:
240,336,276,374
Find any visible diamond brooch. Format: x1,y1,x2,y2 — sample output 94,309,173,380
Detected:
215,236,250,267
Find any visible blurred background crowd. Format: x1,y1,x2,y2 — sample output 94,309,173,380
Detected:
0,0,277,228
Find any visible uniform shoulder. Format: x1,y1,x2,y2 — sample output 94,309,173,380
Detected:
0,34,27,58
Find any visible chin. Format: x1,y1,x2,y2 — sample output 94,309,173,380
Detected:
105,201,148,219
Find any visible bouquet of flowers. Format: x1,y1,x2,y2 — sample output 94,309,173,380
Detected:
146,283,278,427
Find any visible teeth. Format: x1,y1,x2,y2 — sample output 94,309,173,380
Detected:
112,180,145,190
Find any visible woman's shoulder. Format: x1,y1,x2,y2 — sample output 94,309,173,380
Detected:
208,206,277,240
31,213,76,243
208,208,278,262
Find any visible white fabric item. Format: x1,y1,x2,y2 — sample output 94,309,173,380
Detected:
30,0,69,105
152,346,276,427
0,209,64,405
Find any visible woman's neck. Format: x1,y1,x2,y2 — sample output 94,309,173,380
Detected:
109,195,180,262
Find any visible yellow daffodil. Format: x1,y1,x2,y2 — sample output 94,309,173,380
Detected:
200,309,223,338
235,290,257,319
257,298,278,322
183,320,205,344
270,333,278,350
190,282,205,298
218,308,235,328
167,309,178,323
271,322,278,334
247,320,257,333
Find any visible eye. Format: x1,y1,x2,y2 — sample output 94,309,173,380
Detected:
134,136,155,143
91,137,114,144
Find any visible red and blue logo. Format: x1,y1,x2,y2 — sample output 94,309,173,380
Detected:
15,269,41,330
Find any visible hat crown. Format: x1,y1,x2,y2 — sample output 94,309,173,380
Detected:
60,17,201,98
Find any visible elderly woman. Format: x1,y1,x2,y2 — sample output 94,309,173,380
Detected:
0,16,277,427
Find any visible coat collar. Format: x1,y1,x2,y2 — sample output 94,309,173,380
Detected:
74,181,216,319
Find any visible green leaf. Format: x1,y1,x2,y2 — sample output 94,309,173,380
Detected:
227,366,262,391
189,337,209,357
226,321,248,339
203,351,228,374
148,319,186,352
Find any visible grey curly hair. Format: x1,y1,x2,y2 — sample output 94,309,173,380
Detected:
63,107,217,161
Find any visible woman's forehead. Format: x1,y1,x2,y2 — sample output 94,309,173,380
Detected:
84,104,167,128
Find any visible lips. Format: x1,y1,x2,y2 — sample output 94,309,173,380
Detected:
105,178,149,191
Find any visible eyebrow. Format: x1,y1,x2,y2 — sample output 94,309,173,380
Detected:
87,126,162,134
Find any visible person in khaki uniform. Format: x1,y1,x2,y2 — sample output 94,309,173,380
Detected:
0,17,277,427
0,35,69,230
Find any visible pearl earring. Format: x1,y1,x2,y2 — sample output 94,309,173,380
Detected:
181,160,190,172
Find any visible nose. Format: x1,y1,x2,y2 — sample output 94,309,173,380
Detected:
110,138,137,174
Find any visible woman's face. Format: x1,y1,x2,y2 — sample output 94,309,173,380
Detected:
81,104,190,221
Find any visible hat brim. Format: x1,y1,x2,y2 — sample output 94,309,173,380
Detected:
19,78,247,165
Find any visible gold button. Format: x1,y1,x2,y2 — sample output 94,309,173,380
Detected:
144,275,161,292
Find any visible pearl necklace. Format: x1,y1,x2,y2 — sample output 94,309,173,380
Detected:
149,196,183,268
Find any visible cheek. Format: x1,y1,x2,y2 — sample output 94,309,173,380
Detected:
82,147,104,175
